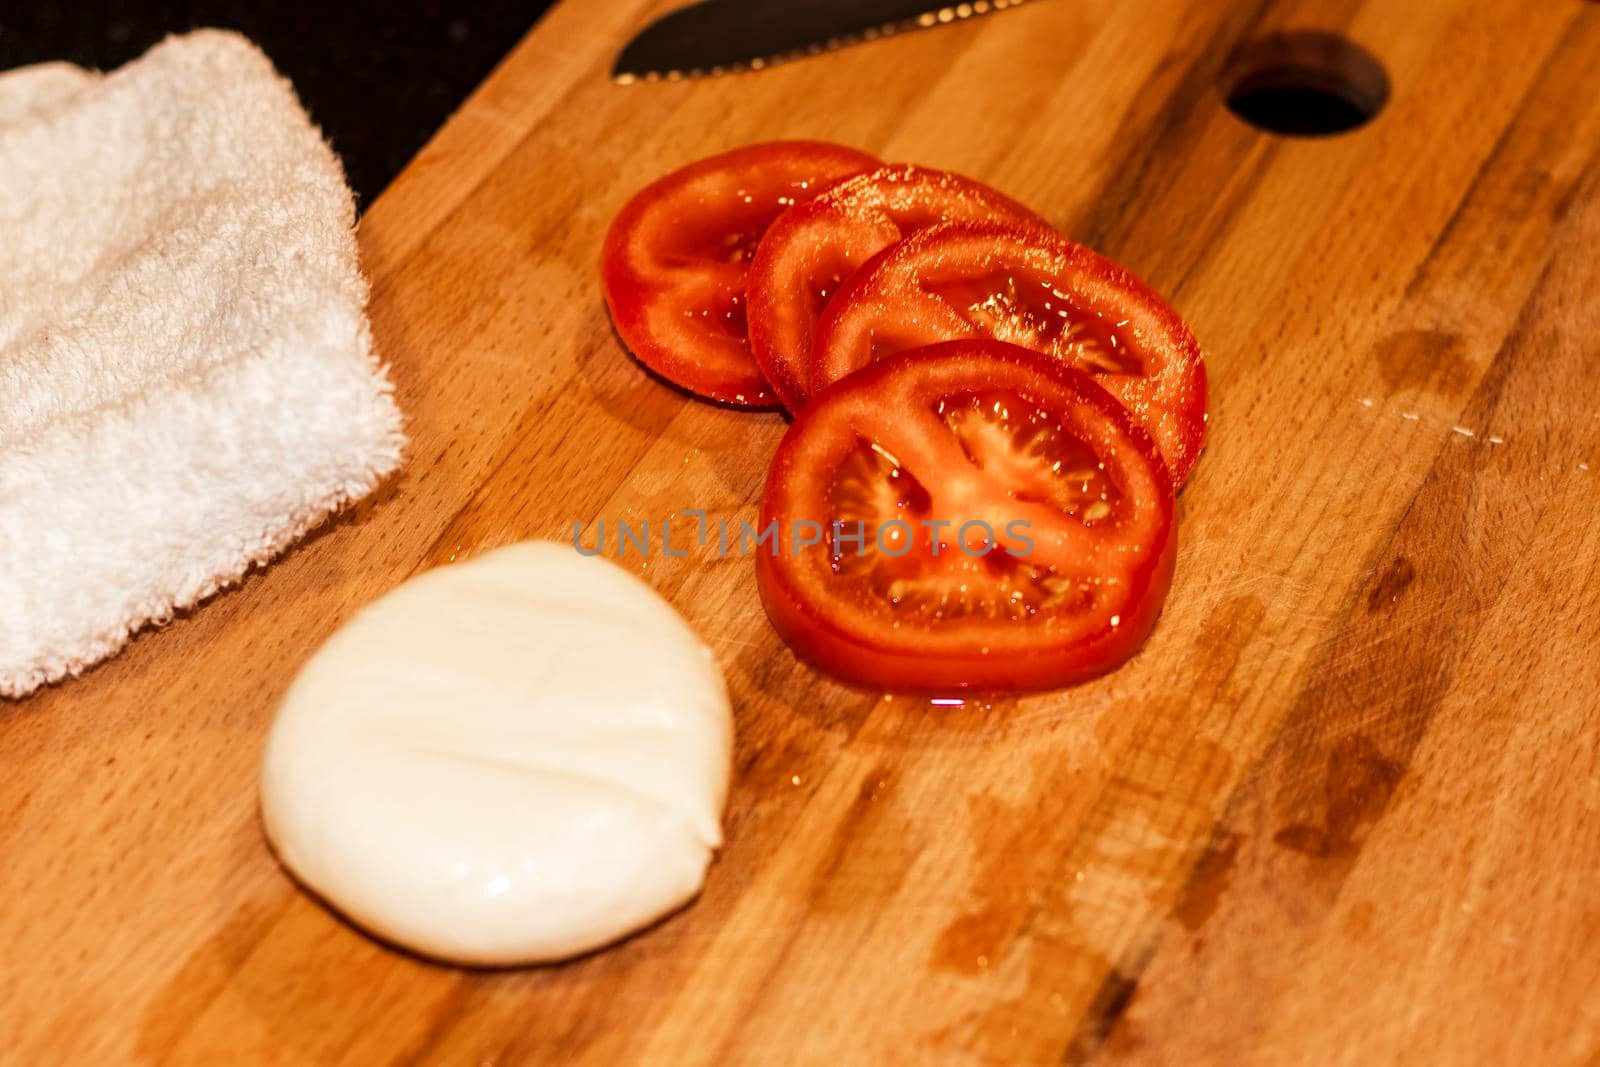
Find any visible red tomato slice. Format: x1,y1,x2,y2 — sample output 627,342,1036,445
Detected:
812,221,1208,482
755,339,1177,692
745,164,1050,410
601,141,877,407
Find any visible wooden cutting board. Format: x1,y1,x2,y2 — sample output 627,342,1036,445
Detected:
6,0,1600,1062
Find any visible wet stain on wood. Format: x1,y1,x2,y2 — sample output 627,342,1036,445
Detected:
929,748,1096,975
1064,968,1143,1063
1273,736,1403,860
1172,833,1242,932
1375,328,1474,396
1366,556,1417,614
1343,899,1377,942
808,765,911,914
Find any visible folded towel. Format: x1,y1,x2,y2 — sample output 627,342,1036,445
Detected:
0,31,406,699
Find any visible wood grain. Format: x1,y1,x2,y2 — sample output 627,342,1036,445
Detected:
4,0,1599,1062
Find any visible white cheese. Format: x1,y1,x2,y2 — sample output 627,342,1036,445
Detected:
260,541,732,966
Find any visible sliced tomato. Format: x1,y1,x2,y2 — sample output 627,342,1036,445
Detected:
812,221,1208,482
601,141,877,407
755,340,1176,692
745,164,1050,410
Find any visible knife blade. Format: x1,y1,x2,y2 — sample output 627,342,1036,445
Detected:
613,0,1031,83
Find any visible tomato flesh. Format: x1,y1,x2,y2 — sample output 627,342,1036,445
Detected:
746,165,1050,410
601,141,877,406
812,221,1208,482
756,340,1177,692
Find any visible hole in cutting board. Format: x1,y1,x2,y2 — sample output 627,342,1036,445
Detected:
1220,31,1389,136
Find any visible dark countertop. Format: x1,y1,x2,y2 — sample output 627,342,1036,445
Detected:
0,1,559,207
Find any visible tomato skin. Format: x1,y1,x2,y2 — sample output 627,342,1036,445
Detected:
756,541,1176,692
745,164,1051,410
812,221,1208,483
601,141,877,407
755,340,1178,693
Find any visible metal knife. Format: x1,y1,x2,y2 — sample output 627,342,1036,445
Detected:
613,0,1032,83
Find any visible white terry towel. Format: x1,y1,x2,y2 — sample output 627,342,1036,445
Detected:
0,31,406,699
